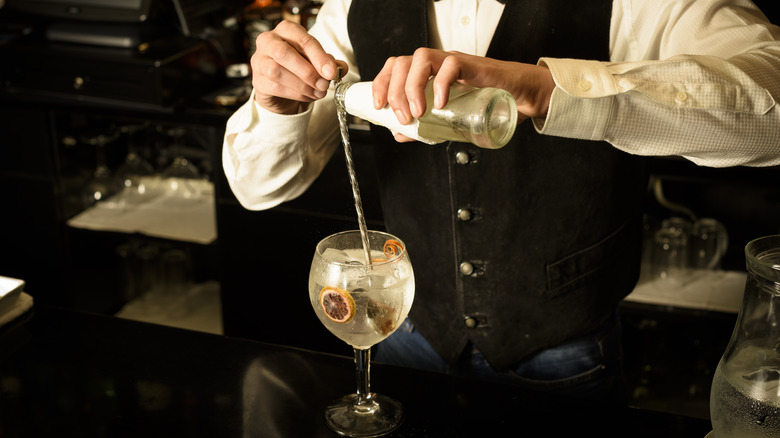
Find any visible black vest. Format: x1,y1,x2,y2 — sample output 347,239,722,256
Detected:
348,0,648,370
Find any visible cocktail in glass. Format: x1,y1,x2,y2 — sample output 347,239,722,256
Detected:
309,230,414,437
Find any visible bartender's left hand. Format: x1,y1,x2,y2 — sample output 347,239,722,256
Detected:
371,49,555,142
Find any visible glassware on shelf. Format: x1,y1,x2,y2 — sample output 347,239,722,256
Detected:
309,230,415,437
134,243,164,315
162,156,202,201
115,124,156,206
161,128,203,204
690,218,729,270
651,224,690,289
710,235,780,437
80,131,124,211
158,248,192,319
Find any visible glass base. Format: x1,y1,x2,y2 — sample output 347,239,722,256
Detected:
324,393,404,437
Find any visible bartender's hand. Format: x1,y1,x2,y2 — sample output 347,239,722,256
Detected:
251,20,348,115
371,49,555,141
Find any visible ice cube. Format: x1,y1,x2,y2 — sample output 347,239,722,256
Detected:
343,248,370,264
368,274,390,289
322,248,352,264
346,271,371,292
348,274,392,292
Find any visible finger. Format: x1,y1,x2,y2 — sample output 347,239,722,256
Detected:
393,132,417,143
253,65,318,103
431,53,470,108
269,21,340,91
387,57,414,125
405,48,443,117
252,51,324,102
372,57,396,110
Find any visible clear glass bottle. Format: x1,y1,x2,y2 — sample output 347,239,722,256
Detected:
335,78,518,149
710,234,780,437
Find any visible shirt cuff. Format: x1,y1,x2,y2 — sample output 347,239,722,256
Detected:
533,58,616,141
227,89,313,133
226,90,313,158
254,101,313,140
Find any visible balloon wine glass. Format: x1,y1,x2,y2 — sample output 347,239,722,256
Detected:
309,230,414,437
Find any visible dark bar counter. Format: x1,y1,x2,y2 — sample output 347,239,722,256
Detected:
0,305,712,437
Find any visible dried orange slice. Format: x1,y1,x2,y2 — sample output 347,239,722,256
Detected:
320,287,355,323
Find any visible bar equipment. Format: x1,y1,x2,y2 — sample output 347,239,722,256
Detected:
309,230,414,436
710,235,780,437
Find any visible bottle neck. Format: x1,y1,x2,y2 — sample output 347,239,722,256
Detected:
334,81,353,111
746,235,780,286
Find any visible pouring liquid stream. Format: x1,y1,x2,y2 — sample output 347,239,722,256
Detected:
334,71,372,267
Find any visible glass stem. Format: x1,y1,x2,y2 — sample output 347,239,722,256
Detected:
354,348,373,407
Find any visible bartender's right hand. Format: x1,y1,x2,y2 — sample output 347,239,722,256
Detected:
251,20,347,115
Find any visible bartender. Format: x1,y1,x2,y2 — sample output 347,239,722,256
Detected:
222,0,780,403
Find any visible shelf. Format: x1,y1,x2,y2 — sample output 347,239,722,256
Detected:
67,177,216,244
625,269,745,314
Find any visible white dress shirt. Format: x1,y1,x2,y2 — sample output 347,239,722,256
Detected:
223,0,780,211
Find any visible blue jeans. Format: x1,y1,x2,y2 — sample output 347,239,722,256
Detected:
375,312,626,404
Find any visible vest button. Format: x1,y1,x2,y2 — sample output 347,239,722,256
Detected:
457,208,472,221
464,317,477,329
459,262,474,276
455,151,471,165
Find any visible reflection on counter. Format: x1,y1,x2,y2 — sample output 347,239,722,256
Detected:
115,280,223,335
241,353,333,437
